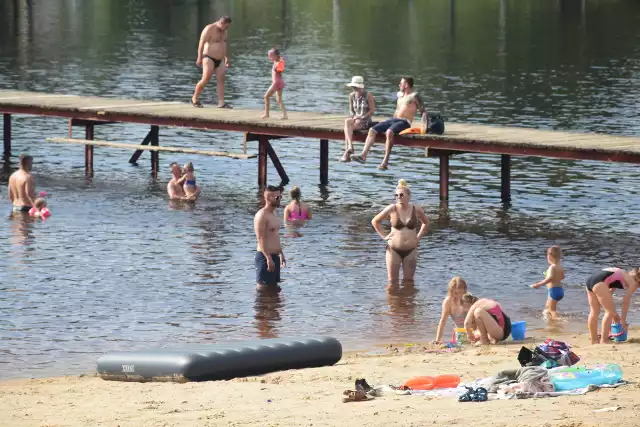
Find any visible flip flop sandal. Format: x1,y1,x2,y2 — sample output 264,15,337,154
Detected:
350,154,366,163
458,386,475,402
217,103,233,109
458,386,488,402
474,387,488,402
191,100,203,108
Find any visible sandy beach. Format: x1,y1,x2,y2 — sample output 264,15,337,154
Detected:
2,330,639,427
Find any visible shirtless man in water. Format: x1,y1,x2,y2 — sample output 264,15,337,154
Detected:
167,162,186,200
8,154,36,213
254,185,286,291
191,16,232,108
351,77,427,170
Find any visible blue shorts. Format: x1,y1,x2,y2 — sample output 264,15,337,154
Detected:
548,287,564,301
255,252,281,286
371,118,411,135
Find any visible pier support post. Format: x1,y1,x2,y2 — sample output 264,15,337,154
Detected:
320,139,329,185
501,154,511,204
129,127,155,164
258,135,268,189
85,124,94,174
150,125,159,177
3,114,11,158
439,153,450,201
266,142,289,188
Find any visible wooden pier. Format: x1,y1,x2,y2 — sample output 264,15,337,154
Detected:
2,89,640,202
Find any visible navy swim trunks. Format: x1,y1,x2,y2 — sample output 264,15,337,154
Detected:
255,252,281,286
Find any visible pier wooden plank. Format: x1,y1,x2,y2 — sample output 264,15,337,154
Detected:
2,89,640,163
46,137,257,159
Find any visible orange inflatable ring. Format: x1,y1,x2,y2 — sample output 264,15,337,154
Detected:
402,375,461,390
399,127,425,136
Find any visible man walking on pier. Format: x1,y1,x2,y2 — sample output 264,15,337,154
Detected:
351,77,427,170
191,16,232,108
254,185,286,291
8,154,36,212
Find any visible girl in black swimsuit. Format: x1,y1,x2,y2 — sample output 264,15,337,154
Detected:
371,179,430,290
584,268,639,345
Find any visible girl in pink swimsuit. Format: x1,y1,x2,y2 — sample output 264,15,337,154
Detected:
283,186,311,225
462,295,512,345
262,48,288,120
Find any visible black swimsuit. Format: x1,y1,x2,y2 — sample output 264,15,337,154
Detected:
386,205,418,259
585,269,624,292
204,55,222,69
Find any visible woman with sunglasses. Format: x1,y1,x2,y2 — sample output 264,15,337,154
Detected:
371,179,430,290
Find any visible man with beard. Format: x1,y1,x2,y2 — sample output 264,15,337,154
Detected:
254,185,286,291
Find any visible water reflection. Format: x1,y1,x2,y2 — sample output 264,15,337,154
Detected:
254,288,283,338
385,285,418,334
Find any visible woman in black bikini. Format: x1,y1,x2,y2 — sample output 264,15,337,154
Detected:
371,179,430,290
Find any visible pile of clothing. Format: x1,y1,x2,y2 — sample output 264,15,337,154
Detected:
517,339,580,369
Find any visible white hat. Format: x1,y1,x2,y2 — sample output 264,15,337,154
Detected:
346,76,365,89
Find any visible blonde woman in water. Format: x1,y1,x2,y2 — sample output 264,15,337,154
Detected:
371,179,429,290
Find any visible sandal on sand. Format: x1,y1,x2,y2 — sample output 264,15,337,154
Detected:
218,103,233,109
342,389,370,403
350,154,366,163
458,386,488,402
191,99,203,108
355,378,373,392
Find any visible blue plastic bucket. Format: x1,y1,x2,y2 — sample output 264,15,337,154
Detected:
511,321,526,341
610,324,627,342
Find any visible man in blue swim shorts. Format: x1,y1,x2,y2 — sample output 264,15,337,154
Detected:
254,185,286,291
351,77,427,170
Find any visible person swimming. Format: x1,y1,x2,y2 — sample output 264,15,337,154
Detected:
283,186,312,224
28,197,51,218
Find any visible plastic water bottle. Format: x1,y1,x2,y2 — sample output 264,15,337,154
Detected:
420,115,428,134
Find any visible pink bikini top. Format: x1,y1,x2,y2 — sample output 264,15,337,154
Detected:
288,205,309,221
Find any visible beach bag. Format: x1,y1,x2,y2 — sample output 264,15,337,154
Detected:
518,346,550,367
427,115,445,135
517,340,580,368
536,339,580,367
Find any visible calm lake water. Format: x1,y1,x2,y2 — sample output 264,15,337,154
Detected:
1,0,640,379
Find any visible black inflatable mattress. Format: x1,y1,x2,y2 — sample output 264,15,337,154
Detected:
96,336,342,382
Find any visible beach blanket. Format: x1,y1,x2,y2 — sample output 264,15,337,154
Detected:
491,381,627,400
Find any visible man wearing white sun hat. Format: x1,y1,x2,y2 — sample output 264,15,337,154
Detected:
341,76,376,162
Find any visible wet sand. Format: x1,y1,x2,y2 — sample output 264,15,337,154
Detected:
2,330,640,427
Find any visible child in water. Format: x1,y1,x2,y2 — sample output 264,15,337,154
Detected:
531,245,565,320
262,48,288,120
28,198,51,218
178,162,198,200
